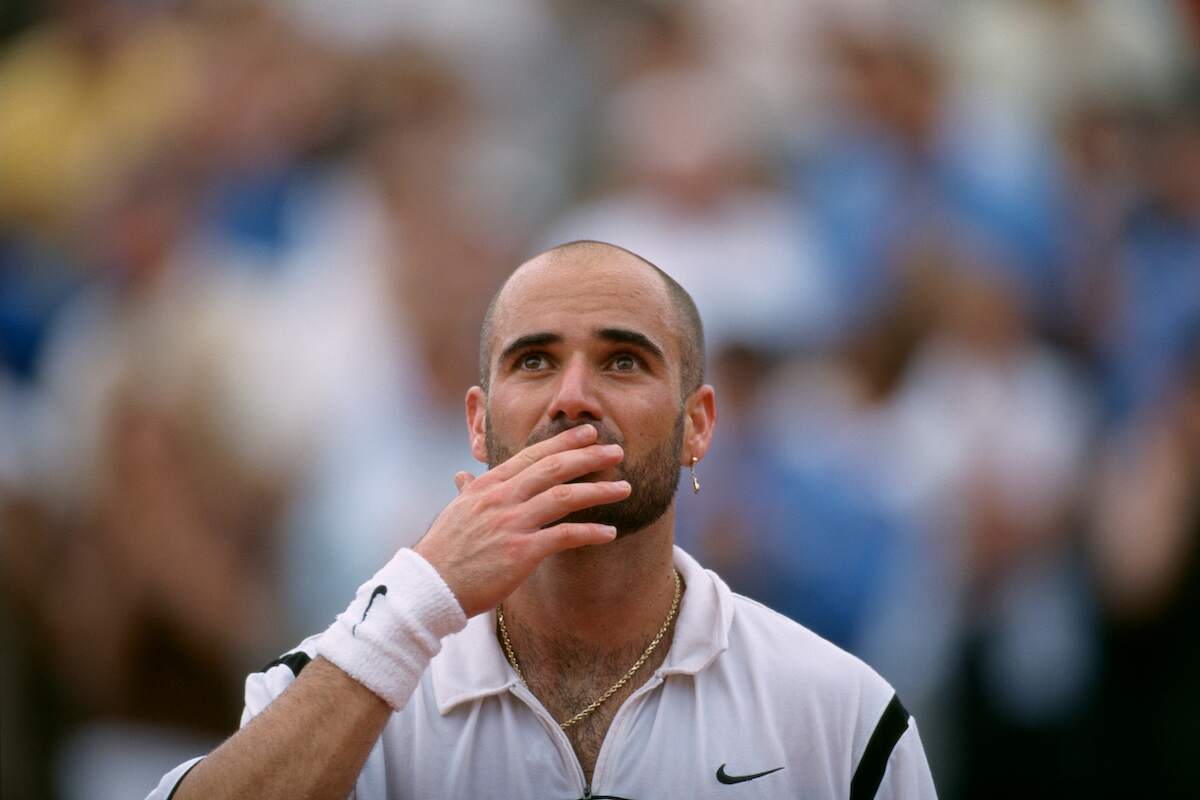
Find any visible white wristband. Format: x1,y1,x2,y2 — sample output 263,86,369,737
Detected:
316,548,467,710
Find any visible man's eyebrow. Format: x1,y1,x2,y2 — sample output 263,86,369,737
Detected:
497,332,562,365
596,328,666,362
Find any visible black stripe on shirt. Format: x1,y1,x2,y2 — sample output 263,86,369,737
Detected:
850,693,911,800
165,758,203,800
259,651,312,677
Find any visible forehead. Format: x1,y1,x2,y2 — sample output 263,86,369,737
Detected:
490,251,676,353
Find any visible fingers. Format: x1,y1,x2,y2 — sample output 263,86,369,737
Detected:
521,479,631,526
533,521,618,558
454,471,475,494
482,424,598,483
509,443,625,500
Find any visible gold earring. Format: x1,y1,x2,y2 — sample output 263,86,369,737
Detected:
690,456,701,494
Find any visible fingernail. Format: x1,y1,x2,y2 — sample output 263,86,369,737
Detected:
604,444,623,455
576,425,595,440
616,480,631,490
603,525,618,536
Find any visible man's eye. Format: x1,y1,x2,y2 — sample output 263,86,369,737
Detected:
519,353,548,370
610,354,639,371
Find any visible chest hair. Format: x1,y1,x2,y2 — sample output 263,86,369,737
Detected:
507,618,675,783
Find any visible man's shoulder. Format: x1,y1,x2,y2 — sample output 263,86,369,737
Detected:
726,590,870,669
722,591,894,709
697,593,932,796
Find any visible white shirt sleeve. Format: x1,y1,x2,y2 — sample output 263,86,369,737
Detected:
141,640,318,800
875,719,939,799
141,547,465,799
142,756,205,800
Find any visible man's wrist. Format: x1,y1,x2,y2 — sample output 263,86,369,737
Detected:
315,548,468,710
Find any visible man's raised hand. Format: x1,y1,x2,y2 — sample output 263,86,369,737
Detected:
414,425,630,617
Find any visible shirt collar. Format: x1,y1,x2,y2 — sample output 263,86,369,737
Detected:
431,545,733,716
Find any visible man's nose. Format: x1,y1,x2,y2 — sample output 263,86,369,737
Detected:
547,355,603,422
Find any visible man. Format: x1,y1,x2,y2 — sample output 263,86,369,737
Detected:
148,241,937,799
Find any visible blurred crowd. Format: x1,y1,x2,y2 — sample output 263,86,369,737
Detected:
1,1,1198,798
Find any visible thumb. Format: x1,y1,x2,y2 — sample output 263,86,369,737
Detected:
453,471,476,494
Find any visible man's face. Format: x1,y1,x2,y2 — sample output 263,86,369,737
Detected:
475,253,688,537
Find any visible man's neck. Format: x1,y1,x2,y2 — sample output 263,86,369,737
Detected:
502,508,678,654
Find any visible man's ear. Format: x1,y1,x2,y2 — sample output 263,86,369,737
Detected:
681,384,716,465
465,386,489,464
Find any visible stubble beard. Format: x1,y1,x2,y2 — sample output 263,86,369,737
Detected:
485,409,685,538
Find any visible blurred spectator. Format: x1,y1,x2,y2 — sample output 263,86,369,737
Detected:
1091,333,1200,798
186,4,349,262
884,264,1098,796
944,0,1185,129
0,235,81,384
3,147,295,799
248,49,505,633
1055,96,1145,355
795,13,1074,340
889,266,1093,582
681,285,930,652
542,65,836,353
1095,88,1200,420
0,0,203,235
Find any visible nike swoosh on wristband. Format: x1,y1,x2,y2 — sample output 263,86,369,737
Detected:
352,585,388,637
716,764,785,784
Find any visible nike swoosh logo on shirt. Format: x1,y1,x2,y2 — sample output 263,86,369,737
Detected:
716,764,785,784
352,584,388,637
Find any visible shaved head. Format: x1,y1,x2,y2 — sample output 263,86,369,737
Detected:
479,240,705,397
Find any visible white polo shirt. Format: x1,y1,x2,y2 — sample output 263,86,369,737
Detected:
148,547,937,799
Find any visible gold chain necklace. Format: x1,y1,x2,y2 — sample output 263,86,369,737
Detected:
496,568,682,730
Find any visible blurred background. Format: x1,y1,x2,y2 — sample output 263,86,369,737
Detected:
1,0,1198,797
